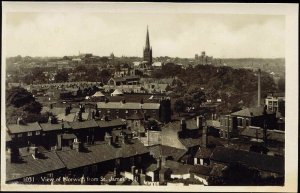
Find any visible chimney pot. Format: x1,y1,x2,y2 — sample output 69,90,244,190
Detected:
196,116,202,129
29,146,38,158
73,140,83,152
105,132,113,145
180,118,186,131
157,157,161,169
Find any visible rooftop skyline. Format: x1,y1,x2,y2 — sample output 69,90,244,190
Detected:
4,6,285,58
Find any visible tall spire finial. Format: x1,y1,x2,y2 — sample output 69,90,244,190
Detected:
145,26,150,50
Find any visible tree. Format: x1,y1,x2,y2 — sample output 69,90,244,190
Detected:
183,85,206,110
55,69,69,82
100,69,111,83
6,87,43,123
22,101,42,114
6,87,35,108
174,99,185,116
86,66,100,82
32,67,47,83
277,77,285,92
161,63,182,77
22,74,34,85
74,65,87,73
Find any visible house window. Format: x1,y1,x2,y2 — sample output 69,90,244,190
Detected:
27,132,32,136
268,101,272,106
11,134,15,139
17,133,23,138
125,110,128,114
237,118,243,126
273,101,278,106
245,119,250,126
35,131,40,135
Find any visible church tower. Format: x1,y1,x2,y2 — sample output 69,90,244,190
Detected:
143,26,152,67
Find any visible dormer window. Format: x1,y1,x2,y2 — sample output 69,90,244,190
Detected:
35,131,40,135
27,132,32,136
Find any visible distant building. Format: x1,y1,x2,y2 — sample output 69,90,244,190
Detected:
219,106,278,139
107,76,140,87
265,93,285,114
143,26,152,67
195,51,213,65
96,98,171,123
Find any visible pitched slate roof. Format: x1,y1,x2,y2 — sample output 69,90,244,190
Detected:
97,102,160,110
189,165,211,176
92,91,105,97
7,122,42,134
96,119,126,128
180,138,202,148
56,113,76,122
210,146,284,174
206,120,221,128
39,122,71,132
6,151,66,181
111,89,124,95
185,119,199,130
164,160,193,175
56,139,149,170
231,106,272,117
148,145,187,161
240,127,285,143
195,147,212,159
117,139,149,158
146,163,159,172
41,107,79,115
69,120,99,130
62,133,77,140
6,131,12,142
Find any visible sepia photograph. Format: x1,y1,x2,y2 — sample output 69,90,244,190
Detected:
1,2,298,192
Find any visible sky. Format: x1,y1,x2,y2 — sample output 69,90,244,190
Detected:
5,11,285,58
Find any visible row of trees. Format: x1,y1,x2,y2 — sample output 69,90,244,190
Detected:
17,65,113,85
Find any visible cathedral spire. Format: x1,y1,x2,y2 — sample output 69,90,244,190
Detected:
145,25,150,50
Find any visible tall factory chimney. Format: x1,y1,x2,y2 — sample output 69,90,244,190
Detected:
257,68,261,107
